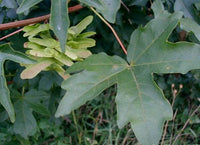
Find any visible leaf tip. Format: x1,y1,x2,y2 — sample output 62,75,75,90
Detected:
9,113,15,123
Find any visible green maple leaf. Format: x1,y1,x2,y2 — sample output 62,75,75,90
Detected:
0,44,35,122
13,89,49,139
55,2,200,145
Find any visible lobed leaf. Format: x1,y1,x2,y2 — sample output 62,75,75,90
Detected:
0,44,35,122
13,100,37,139
55,1,200,144
13,89,49,138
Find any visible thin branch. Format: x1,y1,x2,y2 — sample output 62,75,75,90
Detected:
90,7,127,55
0,28,23,41
0,4,83,30
170,109,178,145
120,0,130,12
172,104,200,145
161,84,182,145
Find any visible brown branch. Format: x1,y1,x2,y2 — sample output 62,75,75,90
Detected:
0,4,83,31
120,0,130,12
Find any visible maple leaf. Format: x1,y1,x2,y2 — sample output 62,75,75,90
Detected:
13,89,49,139
55,2,200,145
0,44,35,122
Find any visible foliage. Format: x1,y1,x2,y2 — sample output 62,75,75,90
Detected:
0,44,35,122
50,0,69,52
0,0,200,144
56,2,200,144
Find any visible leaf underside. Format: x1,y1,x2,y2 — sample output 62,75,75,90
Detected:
56,1,200,145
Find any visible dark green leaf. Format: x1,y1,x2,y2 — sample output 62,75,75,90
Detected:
24,89,49,102
26,101,50,116
1,0,17,9
16,136,31,145
80,0,120,23
129,0,148,6
38,71,63,91
50,0,70,52
16,0,43,14
0,44,35,123
55,3,200,145
13,89,49,138
0,111,8,122
13,100,37,139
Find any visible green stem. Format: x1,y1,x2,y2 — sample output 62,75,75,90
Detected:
72,111,81,144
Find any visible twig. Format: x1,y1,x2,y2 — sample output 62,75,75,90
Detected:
122,129,132,145
120,0,130,12
90,7,127,55
172,104,200,145
0,28,24,41
170,109,178,145
72,111,82,144
0,4,83,30
161,84,182,145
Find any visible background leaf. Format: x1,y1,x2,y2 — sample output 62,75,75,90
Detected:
80,0,120,23
17,0,43,14
129,0,148,6
50,0,70,52
13,100,37,139
174,0,200,23
13,89,49,138
0,44,35,123
1,0,17,9
179,18,200,41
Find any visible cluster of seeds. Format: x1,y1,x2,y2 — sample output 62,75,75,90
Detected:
20,16,96,79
